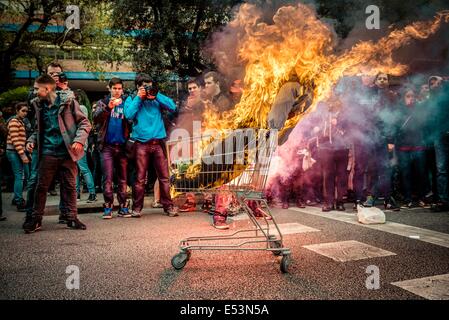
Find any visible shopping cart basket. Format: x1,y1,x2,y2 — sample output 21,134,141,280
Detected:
167,129,291,273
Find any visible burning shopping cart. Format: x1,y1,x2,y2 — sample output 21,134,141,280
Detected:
167,129,291,273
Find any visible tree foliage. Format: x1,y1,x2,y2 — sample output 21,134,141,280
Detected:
110,0,243,81
0,0,127,92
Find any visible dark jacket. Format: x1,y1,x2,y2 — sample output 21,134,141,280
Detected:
425,83,449,141
93,95,131,151
28,93,91,162
316,104,349,151
392,103,427,150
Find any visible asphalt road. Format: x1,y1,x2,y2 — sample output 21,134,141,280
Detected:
1,194,448,300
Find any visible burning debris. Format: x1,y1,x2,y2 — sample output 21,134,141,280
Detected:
171,2,449,196
205,3,449,138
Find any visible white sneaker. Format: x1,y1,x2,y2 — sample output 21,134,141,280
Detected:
152,201,163,208
131,211,142,218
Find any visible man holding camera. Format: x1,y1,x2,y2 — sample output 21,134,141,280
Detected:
124,73,179,217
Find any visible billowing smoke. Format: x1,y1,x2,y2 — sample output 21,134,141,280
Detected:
199,1,449,203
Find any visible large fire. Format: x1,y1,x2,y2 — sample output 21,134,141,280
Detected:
204,3,449,136
171,4,449,195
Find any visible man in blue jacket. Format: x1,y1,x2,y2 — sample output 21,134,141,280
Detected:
124,74,179,217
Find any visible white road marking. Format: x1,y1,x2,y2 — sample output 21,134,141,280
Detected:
291,207,449,249
271,222,320,235
303,240,396,262
392,273,449,300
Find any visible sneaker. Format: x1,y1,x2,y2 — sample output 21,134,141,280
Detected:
23,216,43,234
306,199,317,206
164,206,179,217
118,206,131,218
131,210,142,218
430,202,449,212
86,194,97,203
322,204,334,212
383,197,399,211
152,201,163,208
67,218,87,230
336,202,346,211
0,215,7,221
363,195,376,207
102,205,113,219
296,201,306,208
281,202,289,209
179,201,196,212
384,202,399,211
49,190,58,196
16,199,26,212
58,213,69,224
401,201,417,209
22,215,32,229
213,220,229,230
418,200,429,208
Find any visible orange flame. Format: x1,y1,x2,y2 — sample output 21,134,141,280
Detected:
204,4,449,136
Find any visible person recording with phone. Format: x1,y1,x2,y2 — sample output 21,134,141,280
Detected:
94,77,132,219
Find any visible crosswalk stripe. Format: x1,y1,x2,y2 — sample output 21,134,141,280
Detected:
303,240,396,262
392,273,449,300
291,207,449,249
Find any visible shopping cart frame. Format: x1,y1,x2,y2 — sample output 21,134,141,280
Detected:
168,129,291,273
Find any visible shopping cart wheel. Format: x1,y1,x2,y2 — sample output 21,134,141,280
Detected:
171,252,189,270
280,254,290,273
269,240,283,256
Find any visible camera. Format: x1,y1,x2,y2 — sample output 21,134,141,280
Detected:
144,84,158,99
58,72,68,83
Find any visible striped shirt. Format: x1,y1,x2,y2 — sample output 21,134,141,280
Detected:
7,117,28,161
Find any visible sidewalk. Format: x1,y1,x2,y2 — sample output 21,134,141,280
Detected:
1,192,160,215
2,191,192,216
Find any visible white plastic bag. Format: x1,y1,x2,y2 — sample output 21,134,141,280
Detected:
356,205,386,224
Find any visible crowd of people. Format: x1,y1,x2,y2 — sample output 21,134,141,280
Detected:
267,72,449,214
0,60,448,233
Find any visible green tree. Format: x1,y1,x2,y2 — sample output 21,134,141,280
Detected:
0,0,127,92
111,0,243,81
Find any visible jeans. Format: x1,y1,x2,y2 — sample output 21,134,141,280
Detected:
25,150,39,216
133,141,173,212
33,155,78,219
101,144,128,206
353,143,372,202
398,150,426,202
76,153,95,194
434,132,449,203
6,150,29,202
91,147,103,191
320,148,349,205
366,145,393,200
302,165,322,202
